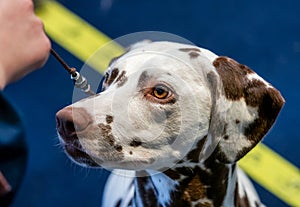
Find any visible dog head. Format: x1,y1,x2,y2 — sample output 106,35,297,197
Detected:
56,41,284,171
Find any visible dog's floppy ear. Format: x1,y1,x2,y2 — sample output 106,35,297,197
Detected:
206,56,285,163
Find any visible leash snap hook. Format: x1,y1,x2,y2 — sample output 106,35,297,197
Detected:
50,48,96,96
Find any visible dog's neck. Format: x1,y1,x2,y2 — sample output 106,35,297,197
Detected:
135,162,236,207
133,139,239,207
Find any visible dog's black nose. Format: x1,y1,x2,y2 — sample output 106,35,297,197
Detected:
56,107,92,139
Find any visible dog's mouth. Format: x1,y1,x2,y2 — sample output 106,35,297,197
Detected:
55,107,101,167
59,135,101,168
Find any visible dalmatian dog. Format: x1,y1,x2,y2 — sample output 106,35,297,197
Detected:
56,41,284,207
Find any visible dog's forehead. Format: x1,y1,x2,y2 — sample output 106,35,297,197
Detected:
124,41,218,63
108,41,218,81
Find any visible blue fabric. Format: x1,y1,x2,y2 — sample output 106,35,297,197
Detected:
0,92,27,206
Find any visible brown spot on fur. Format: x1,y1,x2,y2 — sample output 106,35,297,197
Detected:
213,57,253,101
179,48,201,53
98,123,115,146
182,174,208,202
235,119,240,124
98,123,111,133
107,68,119,85
242,80,284,148
240,87,283,159
235,181,251,207
240,86,284,151
129,138,142,147
114,145,123,152
186,136,207,163
164,168,181,180
189,51,200,59
135,175,159,206
176,167,195,177
106,115,113,124
116,70,128,87
107,134,115,146
179,48,201,59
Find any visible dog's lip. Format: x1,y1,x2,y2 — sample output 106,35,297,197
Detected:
63,143,101,167
63,142,84,153
59,133,81,149
60,139,100,167
62,141,87,158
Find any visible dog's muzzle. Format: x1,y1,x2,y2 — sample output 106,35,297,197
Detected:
56,107,100,167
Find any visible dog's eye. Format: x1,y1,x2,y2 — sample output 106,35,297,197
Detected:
152,85,169,99
143,84,176,104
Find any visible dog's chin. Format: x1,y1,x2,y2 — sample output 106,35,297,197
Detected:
63,144,102,168
63,146,153,170
102,159,155,171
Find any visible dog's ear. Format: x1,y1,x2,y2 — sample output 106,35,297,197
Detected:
205,56,285,163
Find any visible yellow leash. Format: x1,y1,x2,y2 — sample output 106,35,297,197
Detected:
239,143,300,206
36,1,300,206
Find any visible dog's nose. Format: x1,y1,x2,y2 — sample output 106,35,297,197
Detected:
56,107,92,137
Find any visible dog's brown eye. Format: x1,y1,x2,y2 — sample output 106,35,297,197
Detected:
143,84,176,104
152,85,169,99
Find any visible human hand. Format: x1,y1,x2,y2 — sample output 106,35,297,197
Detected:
0,0,51,89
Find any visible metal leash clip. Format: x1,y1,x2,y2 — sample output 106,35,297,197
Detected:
50,48,95,96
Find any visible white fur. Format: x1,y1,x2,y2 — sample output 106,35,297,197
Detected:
237,168,266,207
246,73,273,89
102,170,135,207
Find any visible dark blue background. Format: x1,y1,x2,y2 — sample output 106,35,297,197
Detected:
4,0,299,206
